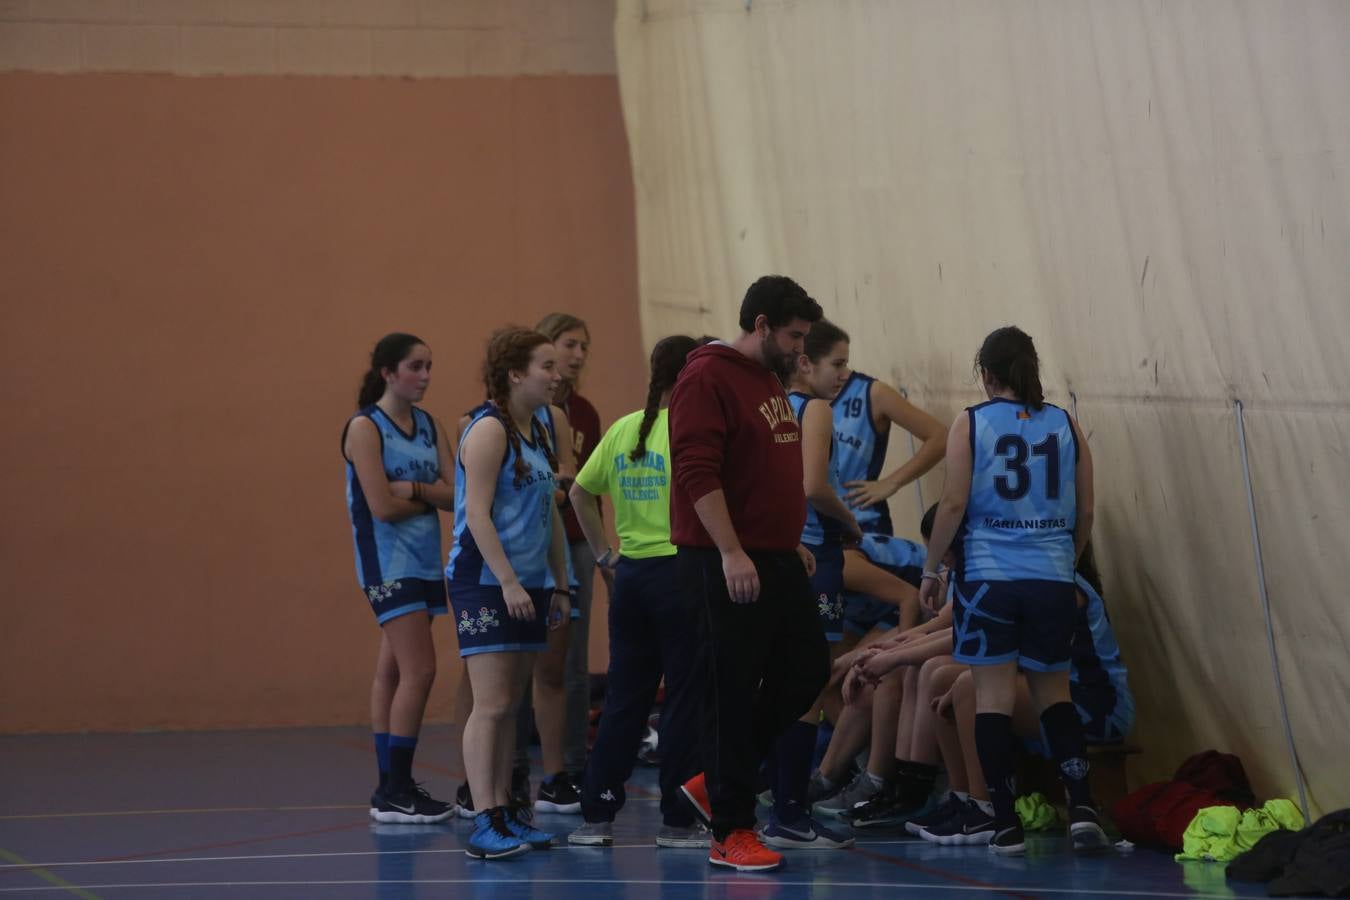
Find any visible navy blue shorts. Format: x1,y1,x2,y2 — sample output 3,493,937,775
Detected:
842,592,899,636
807,542,845,642
363,577,448,625
951,578,1076,672
448,583,551,657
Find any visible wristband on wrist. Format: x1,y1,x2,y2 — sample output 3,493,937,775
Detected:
920,570,941,581
552,588,571,598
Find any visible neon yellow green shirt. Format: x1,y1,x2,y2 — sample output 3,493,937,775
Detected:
575,408,676,559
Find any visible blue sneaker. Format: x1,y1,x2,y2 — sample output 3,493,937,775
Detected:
758,808,855,849
466,808,531,860
506,806,554,849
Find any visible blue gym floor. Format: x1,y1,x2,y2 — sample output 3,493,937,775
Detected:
0,726,1277,898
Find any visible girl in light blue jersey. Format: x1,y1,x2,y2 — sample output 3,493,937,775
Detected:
758,319,861,850
342,333,456,825
831,360,947,535
448,327,571,860
919,326,1106,856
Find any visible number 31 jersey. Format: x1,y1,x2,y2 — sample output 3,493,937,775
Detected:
961,398,1078,583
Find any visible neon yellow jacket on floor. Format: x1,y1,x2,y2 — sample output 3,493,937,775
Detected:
1175,799,1304,862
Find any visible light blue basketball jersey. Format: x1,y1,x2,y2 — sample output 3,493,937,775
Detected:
790,391,845,546
344,405,443,586
961,398,1078,582
857,533,927,582
1071,575,1135,735
831,372,891,534
447,407,558,589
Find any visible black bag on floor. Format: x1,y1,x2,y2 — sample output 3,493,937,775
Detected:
1227,809,1350,897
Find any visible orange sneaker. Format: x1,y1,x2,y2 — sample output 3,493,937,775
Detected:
710,829,783,871
680,773,712,827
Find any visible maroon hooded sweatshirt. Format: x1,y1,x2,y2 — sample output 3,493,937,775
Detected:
668,342,806,551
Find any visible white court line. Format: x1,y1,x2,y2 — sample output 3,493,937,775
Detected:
0,878,1242,897
0,805,365,822
0,840,915,870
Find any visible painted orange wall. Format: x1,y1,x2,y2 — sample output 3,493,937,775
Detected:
0,72,640,732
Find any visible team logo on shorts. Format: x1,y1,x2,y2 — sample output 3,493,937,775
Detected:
457,607,501,636
365,581,403,605
817,592,843,620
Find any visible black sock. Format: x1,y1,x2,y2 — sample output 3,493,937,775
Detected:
374,732,390,790
1040,702,1092,808
974,713,1018,828
773,720,818,822
893,759,939,808
388,735,418,793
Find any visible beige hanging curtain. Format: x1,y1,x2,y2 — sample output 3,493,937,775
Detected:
616,0,1350,817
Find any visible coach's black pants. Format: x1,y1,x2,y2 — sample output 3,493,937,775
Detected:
678,546,830,841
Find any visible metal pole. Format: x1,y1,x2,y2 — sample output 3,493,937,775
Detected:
1234,398,1311,822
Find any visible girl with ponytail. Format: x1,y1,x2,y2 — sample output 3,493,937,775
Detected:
341,333,455,826
917,325,1104,857
446,326,571,860
746,318,861,850
564,335,711,849
528,312,600,815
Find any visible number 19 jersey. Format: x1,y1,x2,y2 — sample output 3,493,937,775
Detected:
961,398,1078,583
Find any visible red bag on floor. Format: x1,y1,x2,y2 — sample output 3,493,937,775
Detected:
1112,780,1229,850
1173,750,1255,805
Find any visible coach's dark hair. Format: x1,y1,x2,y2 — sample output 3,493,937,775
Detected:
804,318,849,362
358,332,426,409
1076,541,1103,597
976,326,1044,410
920,503,938,541
483,327,559,480
630,335,698,463
738,275,823,333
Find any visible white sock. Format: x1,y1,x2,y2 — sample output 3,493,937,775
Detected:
974,798,995,816
954,790,970,803
864,771,886,790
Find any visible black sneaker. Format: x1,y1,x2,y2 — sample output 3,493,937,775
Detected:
842,788,918,831
456,781,477,820
510,766,531,810
535,772,582,814
372,782,454,824
989,821,1026,856
918,800,996,846
905,793,966,836
1068,805,1110,854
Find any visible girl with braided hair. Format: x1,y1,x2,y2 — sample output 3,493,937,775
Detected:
447,326,571,860
564,335,711,849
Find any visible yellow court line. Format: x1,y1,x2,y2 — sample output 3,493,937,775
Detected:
0,847,102,899
0,804,365,822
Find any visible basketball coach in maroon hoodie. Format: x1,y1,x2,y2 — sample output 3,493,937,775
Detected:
668,275,831,869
